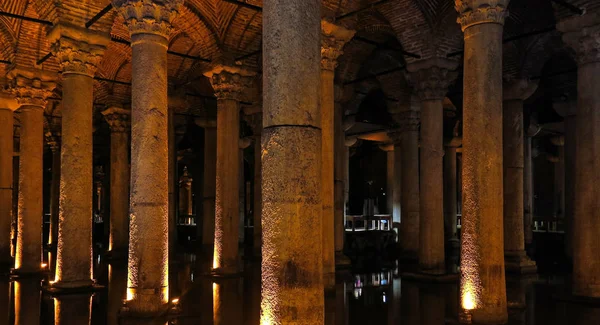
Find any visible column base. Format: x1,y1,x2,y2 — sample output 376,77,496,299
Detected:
43,279,102,294
11,267,48,278
335,251,352,269
505,251,537,274
401,271,459,283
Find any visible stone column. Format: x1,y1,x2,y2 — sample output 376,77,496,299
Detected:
554,100,576,259
8,67,56,274
550,136,565,222
379,144,395,216
239,137,252,245
343,136,358,215
456,1,509,323
444,137,461,245
45,129,61,251
0,93,18,268
244,112,263,256
502,79,538,274
47,23,108,289
407,59,457,274
102,107,131,258
321,21,355,281
334,101,348,264
262,0,323,323
204,65,253,275
179,167,193,217
391,104,420,259
195,117,217,253
523,121,540,245
558,13,600,298
113,0,182,314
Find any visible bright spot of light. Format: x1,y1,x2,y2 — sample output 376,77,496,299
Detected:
382,292,387,303
462,289,476,310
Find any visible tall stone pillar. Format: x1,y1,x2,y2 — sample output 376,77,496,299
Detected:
195,117,217,253
343,137,357,215
523,121,540,245
455,1,509,322
408,59,457,274
113,0,182,314
391,103,420,259
321,21,355,282
262,0,323,323
334,100,347,264
0,93,18,268
48,23,108,289
550,136,565,222
204,65,253,275
239,137,252,245
558,12,600,298
8,67,56,274
45,128,61,252
444,137,461,244
179,167,193,217
379,144,395,216
502,79,538,274
102,107,131,258
554,100,576,259
244,111,263,256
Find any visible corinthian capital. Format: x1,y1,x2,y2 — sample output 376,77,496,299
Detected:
557,12,600,66
112,0,183,38
503,78,538,101
455,0,509,31
48,23,109,77
102,107,131,133
7,67,57,108
321,20,355,71
406,58,458,101
204,65,255,101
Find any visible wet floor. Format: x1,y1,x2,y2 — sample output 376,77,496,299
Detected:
1,253,599,325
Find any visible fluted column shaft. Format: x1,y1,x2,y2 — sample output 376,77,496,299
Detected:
456,1,509,323
0,97,17,266
102,108,130,258
262,0,323,323
558,13,600,298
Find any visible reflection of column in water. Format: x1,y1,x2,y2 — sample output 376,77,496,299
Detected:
419,284,445,325
335,281,348,325
0,280,9,325
243,264,260,325
14,279,40,325
213,279,243,325
107,263,127,325
388,276,401,325
400,280,419,325
54,294,92,325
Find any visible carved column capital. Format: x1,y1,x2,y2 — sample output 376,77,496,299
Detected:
445,136,463,148
455,0,509,31
244,112,263,136
48,23,109,77
45,130,61,152
503,78,538,101
179,166,192,188
406,59,458,101
321,20,355,71
7,67,57,108
557,12,600,66
204,65,255,101
344,137,358,147
102,107,131,133
0,91,19,111
112,0,183,38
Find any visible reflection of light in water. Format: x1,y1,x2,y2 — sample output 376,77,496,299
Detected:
382,292,386,303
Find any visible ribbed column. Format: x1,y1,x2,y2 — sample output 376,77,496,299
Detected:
48,23,108,290
456,1,509,322
502,78,538,274
321,21,354,283
102,107,131,259
195,117,217,253
0,93,18,268
262,0,323,323
558,12,600,298
244,112,263,256
407,59,457,274
113,0,182,314
8,67,56,274
444,137,461,245
205,66,253,276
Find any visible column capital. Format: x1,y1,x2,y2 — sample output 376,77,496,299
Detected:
557,12,600,66
445,136,462,148
204,65,255,101
379,143,394,152
239,137,253,149
321,20,355,71
194,116,216,129
102,107,131,133
112,0,183,38
7,67,57,108
0,91,19,111
45,130,61,152
243,112,263,136
47,23,109,77
455,0,509,31
503,78,538,101
179,166,192,188
344,136,358,147
406,58,458,101
388,130,402,145
550,135,565,147
393,109,421,132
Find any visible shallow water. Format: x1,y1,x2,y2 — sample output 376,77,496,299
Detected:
2,253,599,325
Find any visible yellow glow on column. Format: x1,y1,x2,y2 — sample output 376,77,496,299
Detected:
213,176,222,271
126,288,135,301
460,220,481,312
462,286,477,310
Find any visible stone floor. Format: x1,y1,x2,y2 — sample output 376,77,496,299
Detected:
1,252,599,325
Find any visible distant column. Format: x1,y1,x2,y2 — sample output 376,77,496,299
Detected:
195,117,217,254
444,137,461,245
45,128,61,252
379,144,395,216
244,111,263,256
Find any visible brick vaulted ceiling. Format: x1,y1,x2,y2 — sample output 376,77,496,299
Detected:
0,0,596,129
